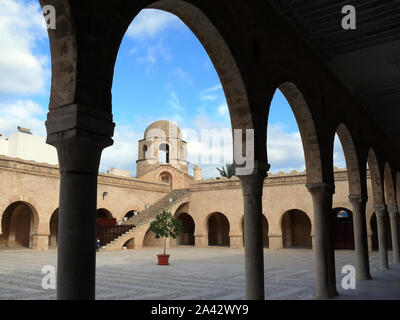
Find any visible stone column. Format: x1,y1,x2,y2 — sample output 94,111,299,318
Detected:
46,104,114,300
306,183,336,298
238,161,269,300
348,196,371,280
374,205,389,269
388,206,400,264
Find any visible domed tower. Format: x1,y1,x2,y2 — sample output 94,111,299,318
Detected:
136,120,188,177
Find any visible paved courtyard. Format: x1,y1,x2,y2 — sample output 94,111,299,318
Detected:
0,247,398,300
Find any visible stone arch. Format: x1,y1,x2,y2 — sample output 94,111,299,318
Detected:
49,208,59,247
122,208,141,222
275,83,323,184
122,238,136,249
397,172,400,208
280,209,312,248
143,145,148,159
332,207,354,249
1,201,40,248
175,212,195,245
367,148,384,205
159,143,170,164
336,123,362,197
143,226,163,247
206,212,230,247
159,171,173,186
97,208,113,219
384,162,397,208
145,1,253,130
240,214,269,248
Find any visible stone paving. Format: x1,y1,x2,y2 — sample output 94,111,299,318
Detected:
0,247,396,300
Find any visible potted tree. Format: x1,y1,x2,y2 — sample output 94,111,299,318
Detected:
149,211,181,265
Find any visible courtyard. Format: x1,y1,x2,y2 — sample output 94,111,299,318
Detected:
0,247,398,300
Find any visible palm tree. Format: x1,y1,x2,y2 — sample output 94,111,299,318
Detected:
217,163,235,178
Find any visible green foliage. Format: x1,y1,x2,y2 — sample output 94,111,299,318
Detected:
150,211,182,254
217,163,235,178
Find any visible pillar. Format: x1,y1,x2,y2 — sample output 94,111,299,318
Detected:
374,205,389,269
46,104,114,300
348,196,371,280
306,183,336,298
388,206,400,264
238,161,269,300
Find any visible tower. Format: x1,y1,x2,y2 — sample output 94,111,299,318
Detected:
136,120,188,177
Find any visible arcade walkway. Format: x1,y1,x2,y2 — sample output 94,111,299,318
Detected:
0,248,398,300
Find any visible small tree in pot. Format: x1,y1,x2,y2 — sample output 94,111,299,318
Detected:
149,211,181,265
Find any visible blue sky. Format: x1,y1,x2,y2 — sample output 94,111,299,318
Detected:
0,1,345,178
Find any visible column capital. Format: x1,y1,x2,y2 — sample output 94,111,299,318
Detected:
45,104,115,174
374,205,387,218
236,161,269,196
305,182,334,195
348,195,368,205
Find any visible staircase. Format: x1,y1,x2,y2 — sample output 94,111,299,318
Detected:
101,189,189,251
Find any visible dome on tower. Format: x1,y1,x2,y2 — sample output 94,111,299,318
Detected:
144,120,182,139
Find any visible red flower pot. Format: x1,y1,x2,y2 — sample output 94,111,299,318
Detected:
157,254,170,265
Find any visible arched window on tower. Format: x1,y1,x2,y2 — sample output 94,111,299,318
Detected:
159,143,170,163
180,146,184,160
143,145,148,159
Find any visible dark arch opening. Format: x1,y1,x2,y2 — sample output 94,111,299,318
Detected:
49,208,59,247
370,212,392,251
1,202,36,248
176,213,195,245
281,210,312,248
97,208,113,219
332,208,354,249
123,210,140,221
207,213,230,247
242,215,269,248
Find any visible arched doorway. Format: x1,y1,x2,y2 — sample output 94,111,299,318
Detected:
242,215,269,248
176,213,195,245
370,212,392,251
332,208,354,249
207,212,230,247
1,202,38,248
123,210,140,222
97,208,113,218
49,208,58,247
281,210,312,248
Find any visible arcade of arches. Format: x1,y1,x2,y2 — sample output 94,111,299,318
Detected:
6,0,400,300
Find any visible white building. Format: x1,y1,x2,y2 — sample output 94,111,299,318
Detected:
0,127,58,165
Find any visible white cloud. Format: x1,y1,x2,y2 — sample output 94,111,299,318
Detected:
267,124,305,173
127,9,180,39
100,125,143,176
0,100,46,137
136,41,172,73
200,84,222,102
168,90,184,112
0,0,49,95
171,68,193,86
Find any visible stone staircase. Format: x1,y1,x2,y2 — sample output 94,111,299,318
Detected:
101,189,189,251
